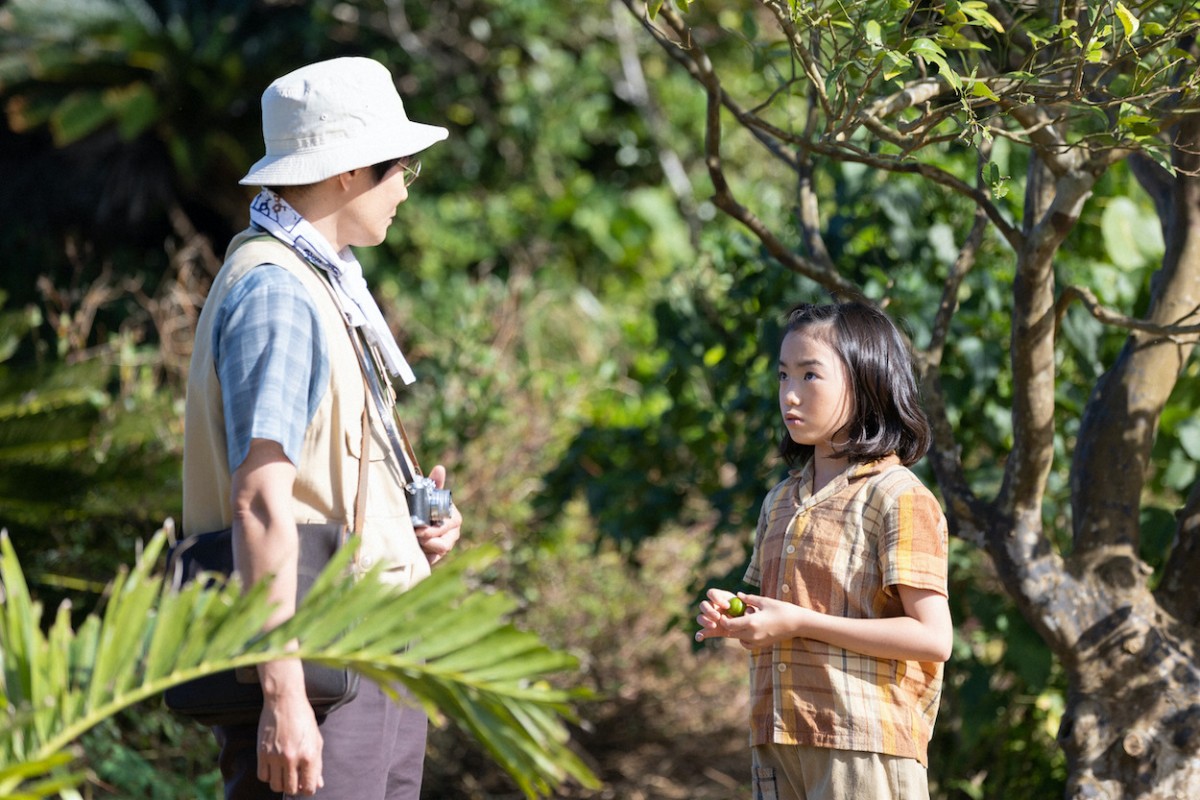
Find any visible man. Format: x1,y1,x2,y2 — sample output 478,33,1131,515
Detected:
183,56,462,799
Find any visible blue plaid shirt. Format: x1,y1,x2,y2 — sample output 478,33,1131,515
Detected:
211,264,330,472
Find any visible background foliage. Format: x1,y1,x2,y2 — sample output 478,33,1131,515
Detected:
2,0,1192,797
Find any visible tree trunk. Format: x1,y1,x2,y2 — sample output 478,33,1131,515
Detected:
1056,117,1200,800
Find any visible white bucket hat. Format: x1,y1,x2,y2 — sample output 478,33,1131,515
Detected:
239,56,448,186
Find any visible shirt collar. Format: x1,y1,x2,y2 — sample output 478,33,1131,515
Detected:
789,453,903,505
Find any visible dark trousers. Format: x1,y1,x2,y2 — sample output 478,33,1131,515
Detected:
214,680,428,800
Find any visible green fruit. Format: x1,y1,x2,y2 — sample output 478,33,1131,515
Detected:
726,596,745,617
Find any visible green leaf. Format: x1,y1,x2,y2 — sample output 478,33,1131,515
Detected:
865,19,883,47
1114,2,1139,39
48,90,113,146
0,752,81,800
1119,112,1158,137
0,530,599,798
1101,196,1164,269
104,81,160,140
882,49,912,81
909,38,961,91
1178,418,1200,461
960,1,1004,33
970,80,1000,102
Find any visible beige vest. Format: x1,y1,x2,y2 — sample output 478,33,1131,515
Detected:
182,229,431,590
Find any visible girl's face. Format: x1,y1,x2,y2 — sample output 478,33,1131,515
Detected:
778,327,855,460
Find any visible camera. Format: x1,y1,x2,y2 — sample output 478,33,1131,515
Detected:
406,477,452,528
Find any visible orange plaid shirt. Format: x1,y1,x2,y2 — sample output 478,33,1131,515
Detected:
744,456,949,766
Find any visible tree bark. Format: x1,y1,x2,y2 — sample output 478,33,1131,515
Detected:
1056,117,1200,800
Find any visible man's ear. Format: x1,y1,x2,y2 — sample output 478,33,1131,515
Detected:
336,168,369,192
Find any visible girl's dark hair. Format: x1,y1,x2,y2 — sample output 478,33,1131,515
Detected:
778,302,931,468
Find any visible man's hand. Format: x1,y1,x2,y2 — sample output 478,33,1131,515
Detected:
257,662,324,795
416,464,462,565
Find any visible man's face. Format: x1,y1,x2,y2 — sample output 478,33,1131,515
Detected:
339,162,411,249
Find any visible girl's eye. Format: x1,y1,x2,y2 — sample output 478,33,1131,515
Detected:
778,371,787,382
804,371,818,381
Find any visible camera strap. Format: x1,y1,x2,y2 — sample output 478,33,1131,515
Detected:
351,328,425,485
299,254,425,486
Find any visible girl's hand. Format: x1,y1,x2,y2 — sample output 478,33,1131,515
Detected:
700,587,953,662
696,591,806,650
695,587,740,641
696,587,768,642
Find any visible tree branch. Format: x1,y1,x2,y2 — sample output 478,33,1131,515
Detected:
625,0,864,298
916,202,992,543
1129,151,1178,228
761,0,834,120
628,2,1026,250
609,0,702,245
994,155,1093,572
699,63,862,298
1071,115,1200,565
1056,285,1200,339
794,154,836,273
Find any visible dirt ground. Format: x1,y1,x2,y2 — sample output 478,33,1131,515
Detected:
421,528,756,799
422,663,753,799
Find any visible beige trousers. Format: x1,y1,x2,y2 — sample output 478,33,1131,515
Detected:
751,743,930,800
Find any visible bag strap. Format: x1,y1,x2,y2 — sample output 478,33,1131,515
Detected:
316,283,378,537
352,402,370,537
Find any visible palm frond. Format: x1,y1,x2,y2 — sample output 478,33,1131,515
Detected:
0,527,600,798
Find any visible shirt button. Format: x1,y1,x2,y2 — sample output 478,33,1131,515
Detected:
361,555,374,568
777,663,787,672
781,584,790,594
786,545,796,554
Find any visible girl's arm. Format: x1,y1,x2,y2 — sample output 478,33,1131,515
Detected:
697,585,953,663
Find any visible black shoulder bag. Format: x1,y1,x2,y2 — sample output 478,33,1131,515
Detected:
163,401,373,726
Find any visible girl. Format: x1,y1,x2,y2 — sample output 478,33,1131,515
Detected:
696,302,952,800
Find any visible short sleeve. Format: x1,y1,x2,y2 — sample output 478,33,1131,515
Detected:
744,477,797,588
743,494,771,588
878,483,949,597
212,264,329,472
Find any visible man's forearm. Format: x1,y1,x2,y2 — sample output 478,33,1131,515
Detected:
230,439,304,682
